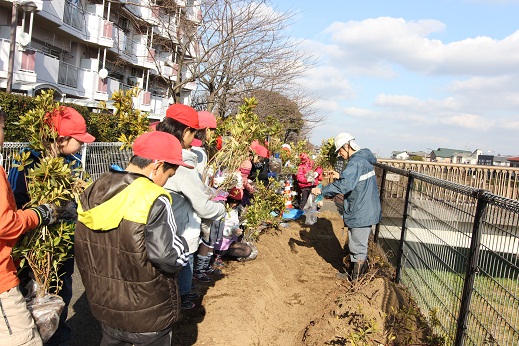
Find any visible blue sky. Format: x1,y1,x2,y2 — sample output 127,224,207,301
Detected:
276,0,519,158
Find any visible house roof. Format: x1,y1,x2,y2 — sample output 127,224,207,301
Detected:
493,156,509,163
432,148,472,158
391,150,407,156
507,157,519,162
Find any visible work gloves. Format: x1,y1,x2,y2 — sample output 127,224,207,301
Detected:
30,200,78,226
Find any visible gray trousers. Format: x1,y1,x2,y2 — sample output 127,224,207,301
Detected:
348,226,372,262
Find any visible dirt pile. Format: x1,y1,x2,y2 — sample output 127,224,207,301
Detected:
67,202,437,345
172,206,437,345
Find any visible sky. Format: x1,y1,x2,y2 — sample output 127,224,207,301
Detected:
276,0,519,158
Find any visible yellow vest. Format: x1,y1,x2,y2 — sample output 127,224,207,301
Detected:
78,177,172,230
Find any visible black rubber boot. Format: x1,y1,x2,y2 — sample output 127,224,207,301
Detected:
351,260,368,283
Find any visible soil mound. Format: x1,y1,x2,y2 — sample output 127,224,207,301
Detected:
68,202,436,345
171,206,435,345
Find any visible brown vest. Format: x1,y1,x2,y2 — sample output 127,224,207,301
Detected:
75,171,179,332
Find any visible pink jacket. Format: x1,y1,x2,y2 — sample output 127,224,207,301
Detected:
297,154,323,189
239,159,254,193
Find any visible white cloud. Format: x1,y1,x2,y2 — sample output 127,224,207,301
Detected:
318,17,519,76
297,64,356,101
300,16,519,156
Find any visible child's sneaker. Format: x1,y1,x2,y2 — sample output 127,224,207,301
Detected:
186,292,199,300
193,271,212,283
205,266,222,276
180,294,195,310
213,257,226,269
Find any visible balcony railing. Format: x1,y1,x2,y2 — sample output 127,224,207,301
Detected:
58,61,79,88
63,0,84,31
379,159,519,200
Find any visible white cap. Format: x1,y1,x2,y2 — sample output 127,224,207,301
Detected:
334,132,359,152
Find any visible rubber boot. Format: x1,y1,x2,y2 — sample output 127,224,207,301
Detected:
193,254,212,283
351,260,368,283
204,252,222,275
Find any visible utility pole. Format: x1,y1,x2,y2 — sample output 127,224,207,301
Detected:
6,2,18,93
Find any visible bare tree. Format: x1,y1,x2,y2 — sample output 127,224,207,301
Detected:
193,0,315,117
115,0,319,130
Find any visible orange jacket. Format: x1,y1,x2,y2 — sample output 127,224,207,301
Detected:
0,166,40,294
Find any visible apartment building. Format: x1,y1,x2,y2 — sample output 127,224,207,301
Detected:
0,0,200,117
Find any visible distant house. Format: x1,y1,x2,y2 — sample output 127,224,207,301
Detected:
478,155,494,166
456,149,483,165
494,156,511,167
391,150,410,160
430,148,472,163
479,155,511,167
408,151,428,161
508,157,519,168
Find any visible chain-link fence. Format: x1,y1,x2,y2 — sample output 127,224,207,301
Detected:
1,142,131,181
374,163,519,346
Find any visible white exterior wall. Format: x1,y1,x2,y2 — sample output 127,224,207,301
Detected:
0,0,198,111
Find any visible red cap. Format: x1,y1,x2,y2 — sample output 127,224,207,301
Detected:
198,111,217,129
133,131,193,169
50,107,95,143
250,140,268,158
165,104,202,129
228,187,244,201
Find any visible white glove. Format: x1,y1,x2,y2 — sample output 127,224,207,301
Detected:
213,176,225,188
235,172,243,189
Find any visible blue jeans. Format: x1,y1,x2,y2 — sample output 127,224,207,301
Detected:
178,254,194,296
348,227,372,262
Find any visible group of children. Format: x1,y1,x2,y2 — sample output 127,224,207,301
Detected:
1,103,267,346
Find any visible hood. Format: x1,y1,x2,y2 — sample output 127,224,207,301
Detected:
352,148,377,164
182,149,199,166
299,153,312,165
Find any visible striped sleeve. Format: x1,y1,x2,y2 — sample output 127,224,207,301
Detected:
144,194,189,275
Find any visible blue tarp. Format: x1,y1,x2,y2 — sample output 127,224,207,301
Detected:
282,208,304,220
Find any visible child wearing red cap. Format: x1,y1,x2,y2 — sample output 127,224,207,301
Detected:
0,108,74,346
75,131,189,346
158,104,226,309
7,106,95,346
191,110,217,177
249,140,270,187
190,111,225,287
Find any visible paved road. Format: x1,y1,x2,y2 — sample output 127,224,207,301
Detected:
66,267,101,345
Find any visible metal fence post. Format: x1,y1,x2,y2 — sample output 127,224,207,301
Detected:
454,189,488,346
374,168,387,243
395,174,414,284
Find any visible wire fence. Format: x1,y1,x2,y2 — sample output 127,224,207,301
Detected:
2,142,132,182
374,163,519,346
